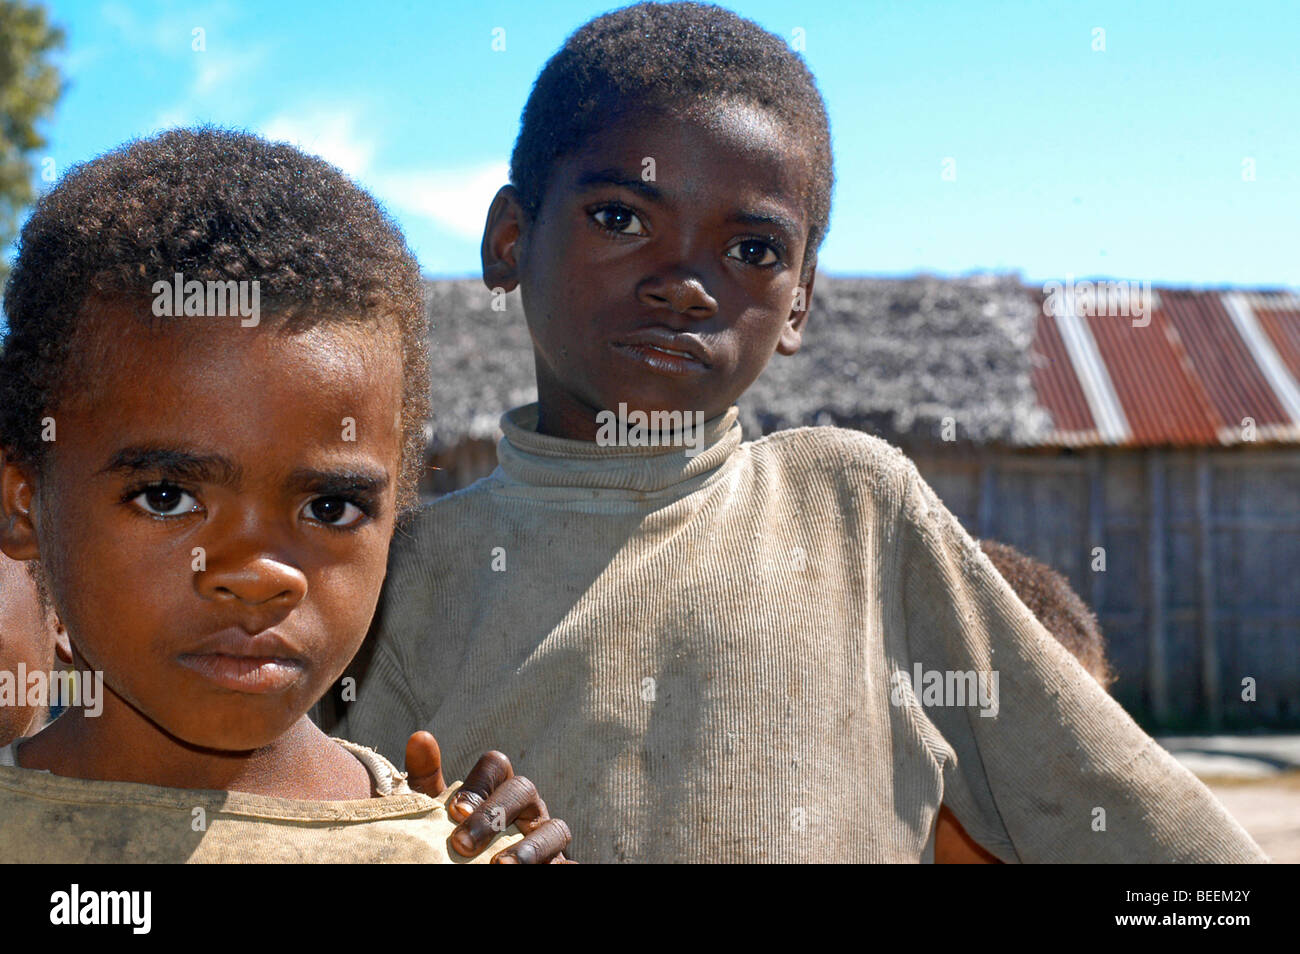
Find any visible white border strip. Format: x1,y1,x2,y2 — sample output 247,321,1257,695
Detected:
1054,290,1131,443
1244,291,1300,311
1221,292,1300,426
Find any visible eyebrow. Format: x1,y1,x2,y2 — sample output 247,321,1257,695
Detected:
99,446,390,496
575,168,663,201
727,210,803,241
100,446,243,487
286,467,390,497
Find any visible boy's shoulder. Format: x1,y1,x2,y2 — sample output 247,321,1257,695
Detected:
394,424,925,521
0,757,519,863
743,424,922,491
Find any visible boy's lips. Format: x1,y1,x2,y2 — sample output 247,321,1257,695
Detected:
178,628,307,694
612,328,713,375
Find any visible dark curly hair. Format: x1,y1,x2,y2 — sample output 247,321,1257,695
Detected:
979,540,1117,690
510,1,834,277
0,126,429,513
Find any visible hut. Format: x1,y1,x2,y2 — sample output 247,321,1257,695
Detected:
419,276,1300,732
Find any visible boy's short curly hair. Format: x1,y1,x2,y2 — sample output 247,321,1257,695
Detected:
979,540,1117,690
0,126,429,513
510,1,834,275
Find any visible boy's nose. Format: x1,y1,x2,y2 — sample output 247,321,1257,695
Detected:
636,270,718,320
195,555,309,613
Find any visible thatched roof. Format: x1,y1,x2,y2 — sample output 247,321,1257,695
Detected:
736,274,1051,444
423,274,1053,448
422,280,538,446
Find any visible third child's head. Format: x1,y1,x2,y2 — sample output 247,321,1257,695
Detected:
0,128,428,753
482,1,834,439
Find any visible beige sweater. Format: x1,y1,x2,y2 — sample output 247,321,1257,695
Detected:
0,739,522,863
339,404,1266,863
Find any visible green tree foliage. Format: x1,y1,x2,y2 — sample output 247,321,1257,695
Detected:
0,0,63,286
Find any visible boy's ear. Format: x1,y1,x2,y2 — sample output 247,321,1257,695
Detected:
481,185,529,294
53,617,73,666
776,261,817,357
0,456,41,561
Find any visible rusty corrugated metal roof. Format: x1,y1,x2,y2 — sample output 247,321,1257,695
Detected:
1031,288,1300,447
1255,299,1300,383
1030,303,1098,443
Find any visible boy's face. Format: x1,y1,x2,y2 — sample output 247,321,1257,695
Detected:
487,101,818,439
0,310,405,751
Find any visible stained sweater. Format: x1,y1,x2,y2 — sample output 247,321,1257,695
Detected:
338,404,1267,863
0,738,522,863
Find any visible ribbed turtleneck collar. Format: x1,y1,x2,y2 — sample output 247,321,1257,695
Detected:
495,404,743,493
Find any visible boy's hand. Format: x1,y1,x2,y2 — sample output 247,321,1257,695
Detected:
404,730,574,863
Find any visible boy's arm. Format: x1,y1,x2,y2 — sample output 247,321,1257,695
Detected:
893,460,1267,863
334,640,425,767
340,651,575,863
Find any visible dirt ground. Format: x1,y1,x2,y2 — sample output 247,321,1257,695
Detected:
1205,772,1300,863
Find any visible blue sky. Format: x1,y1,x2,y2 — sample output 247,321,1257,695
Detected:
24,0,1300,287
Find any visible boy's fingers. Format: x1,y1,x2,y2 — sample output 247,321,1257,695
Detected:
449,775,537,857
515,793,550,835
491,818,573,864
403,730,446,797
448,750,513,822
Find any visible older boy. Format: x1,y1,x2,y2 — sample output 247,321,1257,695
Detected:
338,2,1265,863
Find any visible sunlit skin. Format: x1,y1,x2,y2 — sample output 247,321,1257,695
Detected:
934,805,1002,864
0,551,70,744
482,100,819,441
0,310,404,799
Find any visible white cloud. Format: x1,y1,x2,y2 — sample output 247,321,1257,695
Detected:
100,1,221,57
193,45,268,96
103,0,270,132
145,44,271,130
229,102,507,244
375,163,510,240
58,44,104,79
151,107,193,130
259,110,377,179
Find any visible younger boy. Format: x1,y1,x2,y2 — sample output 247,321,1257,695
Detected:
338,2,1265,863
0,127,566,863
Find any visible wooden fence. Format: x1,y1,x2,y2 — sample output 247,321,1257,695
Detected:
912,446,1300,731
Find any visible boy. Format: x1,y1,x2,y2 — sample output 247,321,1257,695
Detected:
0,127,568,862
338,2,1265,862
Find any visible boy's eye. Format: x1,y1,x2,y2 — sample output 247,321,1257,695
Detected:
727,239,780,267
131,484,200,518
302,496,366,528
591,203,647,235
